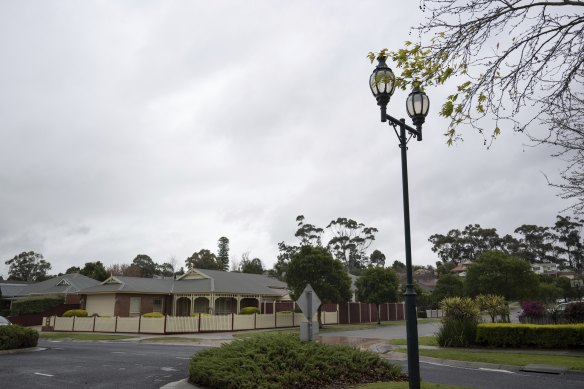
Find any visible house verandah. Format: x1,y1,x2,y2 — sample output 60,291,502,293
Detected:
173,292,275,316
80,268,291,318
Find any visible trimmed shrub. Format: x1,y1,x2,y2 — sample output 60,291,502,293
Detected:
189,332,405,389
142,312,164,318
240,307,260,315
62,309,88,317
190,313,211,317
0,325,39,350
10,296,65,316
276,310,293,314
476,323,584,348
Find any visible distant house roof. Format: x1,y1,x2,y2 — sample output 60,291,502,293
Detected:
81,269,289,297
1,274,101,299
0,280,32,298
451,263,469,274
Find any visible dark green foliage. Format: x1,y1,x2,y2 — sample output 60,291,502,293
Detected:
189,333,405,389
80,261,108,281
240,257,264,274
0,325,39,350
564,302,584,323
432,274,464,305
475,323,584,349
437,318,479,348
356,267,399,324
464,251,539,300
132,254,157,278
4,251,51,282
239,307,260,315
286,246,352,304
62,309,88,317
185,249,223,271
11,296,65,316
217,237,230,271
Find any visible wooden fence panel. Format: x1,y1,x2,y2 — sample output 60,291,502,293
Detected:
200,314,231,332
256,314,275,329
166,316,198,333
94,317,116,332
275,312,293,328
140,318,165,334
73,317,94,332
117,317,139,333
54,317,74,331
233,314,255,331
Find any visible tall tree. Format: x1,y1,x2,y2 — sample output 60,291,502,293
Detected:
5,251,51,282
464,251,539,300
286,245,352,327
156,262,175,278
217,237,230,271
185,249,222,271
65,266,80,274
132,254,157,278
355,267,399,324
553,215,584,270
326,217,378,272
514,224,556,263
295,215,324,247
240,254,264,274
369,250,386,267
429,224,508,263
385,0,584,211
80,261,108,281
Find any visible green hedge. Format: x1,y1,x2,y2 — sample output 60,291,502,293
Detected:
0,325,39,350
476,323,584,348
189,332,405,389
62,309,88,317
11,296,65,316
239,307,260,315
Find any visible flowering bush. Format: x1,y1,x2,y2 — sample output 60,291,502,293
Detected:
519,301,546,319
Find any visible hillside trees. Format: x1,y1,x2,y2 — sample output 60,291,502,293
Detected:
275,215,384,275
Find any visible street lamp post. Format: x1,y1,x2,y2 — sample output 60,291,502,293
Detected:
369,55,430,389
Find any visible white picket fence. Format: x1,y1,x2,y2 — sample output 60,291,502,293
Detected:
45,311,338,334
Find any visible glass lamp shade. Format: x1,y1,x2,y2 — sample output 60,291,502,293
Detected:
369,60,396,99
406,86,430,120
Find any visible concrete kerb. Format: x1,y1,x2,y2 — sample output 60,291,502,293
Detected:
0,347,47,355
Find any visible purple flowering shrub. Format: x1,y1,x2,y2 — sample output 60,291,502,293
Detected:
519,301,546,319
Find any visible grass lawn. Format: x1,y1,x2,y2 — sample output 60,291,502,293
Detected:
139,336,201,342
355,382,467,389
394,348,584,371
39,332,137,341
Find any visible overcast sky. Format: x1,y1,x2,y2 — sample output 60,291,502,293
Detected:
0,1,570,277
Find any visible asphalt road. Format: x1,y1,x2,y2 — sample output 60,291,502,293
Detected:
0,340,207,389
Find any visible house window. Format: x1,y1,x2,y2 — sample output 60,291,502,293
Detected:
130,297,141,317
153,298,163,313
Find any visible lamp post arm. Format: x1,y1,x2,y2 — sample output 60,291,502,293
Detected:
385,114,422,141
